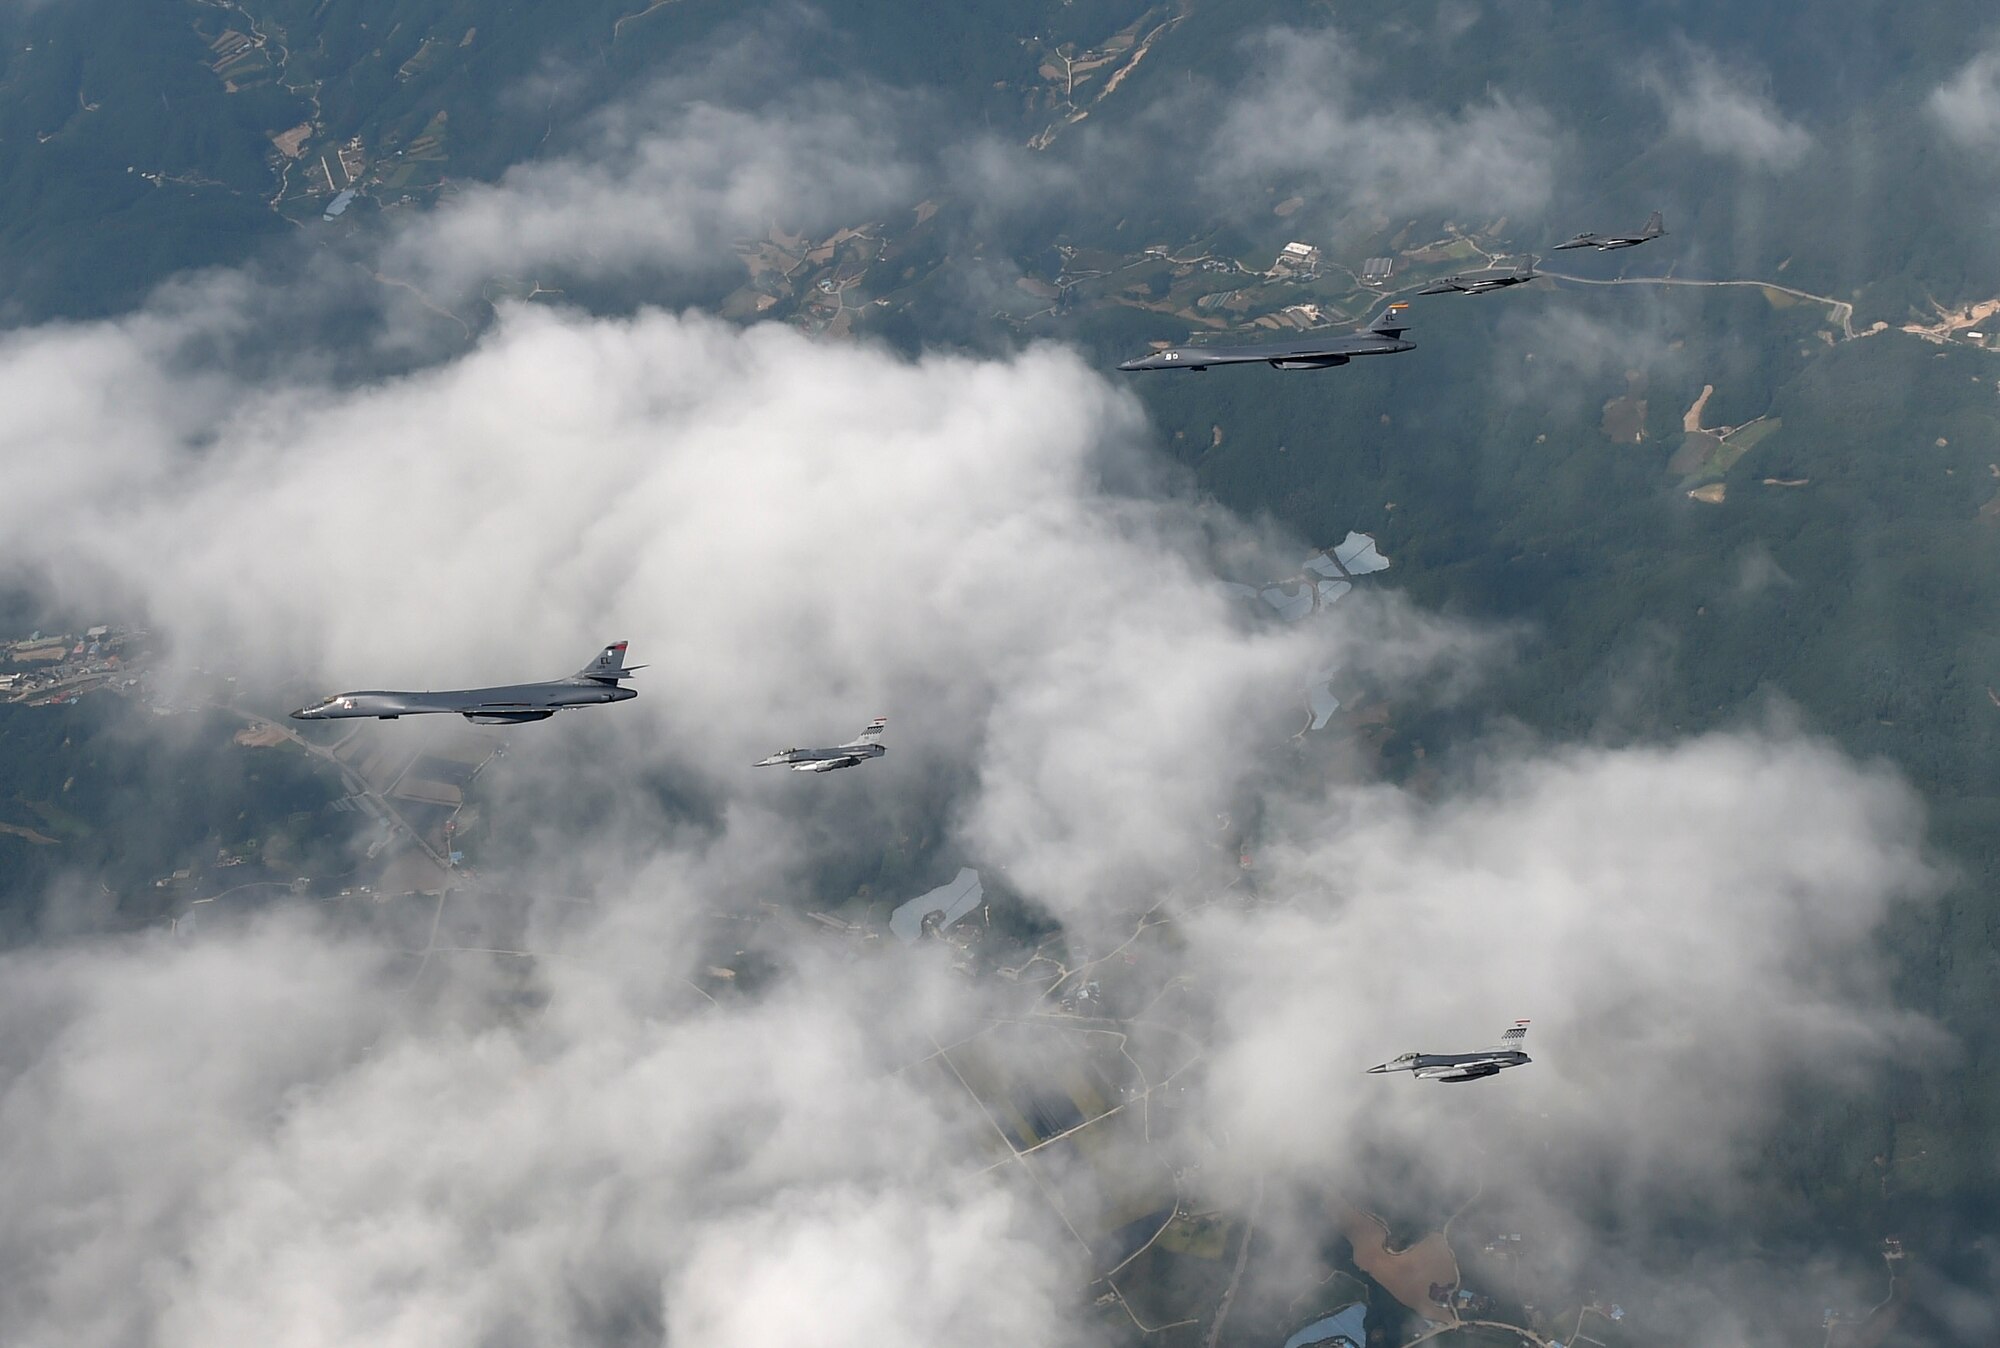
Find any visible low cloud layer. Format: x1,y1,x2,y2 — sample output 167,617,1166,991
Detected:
1,290,1390,926
1931,49,2000,147
363,18,1571,319
1198,28,1561,218
0,911,1086,1348
1197,731,1935,1196
0,279,1955,1340
0,31,1973,1345
384,86,920,305
1648,45,1812,172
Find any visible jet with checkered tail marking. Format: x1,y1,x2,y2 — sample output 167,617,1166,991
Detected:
755,717,888,772
1368,1020,1532,1083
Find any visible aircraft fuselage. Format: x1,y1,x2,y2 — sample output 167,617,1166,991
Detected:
292,681,636,723
1369,1048,1531,1083
1117,335,1413,372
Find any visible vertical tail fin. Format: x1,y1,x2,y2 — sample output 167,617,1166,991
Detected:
1496,1019,1530,1051
1368,302,1411,337
1642,210,1664,237
577,641,640,682
854,716,888,744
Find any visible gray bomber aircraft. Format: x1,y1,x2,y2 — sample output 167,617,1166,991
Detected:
291,642,641,724
755,717,888,772
1368,1020,1532,1083
1417,256,1541,295
1117,303,1413,372
1552,210,1665,251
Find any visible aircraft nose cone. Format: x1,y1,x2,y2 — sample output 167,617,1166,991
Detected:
1116,356,1150,372
289,708,314,720
1366,1062,1390,1074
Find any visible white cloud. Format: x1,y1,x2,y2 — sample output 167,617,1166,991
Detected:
1193,731,1935,1195
1647,46,1811,171
0,296,1376,926
0,56,1966,1346
1197,28,1562,217
1931,50,2000,147
382,84,920,303
0,910,1083,1348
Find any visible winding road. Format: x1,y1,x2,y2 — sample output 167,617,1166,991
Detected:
1540,270,1859,340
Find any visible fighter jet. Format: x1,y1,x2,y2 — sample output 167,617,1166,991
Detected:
1552,210,1665,251
291,642,641,724
1117,304,1413,372
755,717,888,772
1367,1020,1532,1083
1416,256,1540,295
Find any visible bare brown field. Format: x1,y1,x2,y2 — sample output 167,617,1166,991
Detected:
1600,395,1646,444
270,122,312,158
1902,297,2000,344
1682,382,1715,432
1601,370,1648,444
233,724,291,748
0,821,58,846
1339,1206,1457,1319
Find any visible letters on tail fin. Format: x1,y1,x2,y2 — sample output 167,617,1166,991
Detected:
577,641,642,683
854,716,888,743
1368,302,1411,337
1496,1019,1530,1051
1642,210,1664,237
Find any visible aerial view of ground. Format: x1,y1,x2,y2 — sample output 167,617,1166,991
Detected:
2,2,1999,1345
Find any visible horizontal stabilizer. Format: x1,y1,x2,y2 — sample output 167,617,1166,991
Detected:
1368,302,1411,337
577,641,642,683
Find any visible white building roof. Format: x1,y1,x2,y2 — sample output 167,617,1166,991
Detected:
1331,530,1390,576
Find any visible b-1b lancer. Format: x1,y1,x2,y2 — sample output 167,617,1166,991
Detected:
1368,1020,1532,1083
291,642,641,724
755,717,888,772
1117,304,1412,372
1416,256,1541,295
1552,210,1665,251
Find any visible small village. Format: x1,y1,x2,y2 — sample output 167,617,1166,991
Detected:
0,624,150,708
